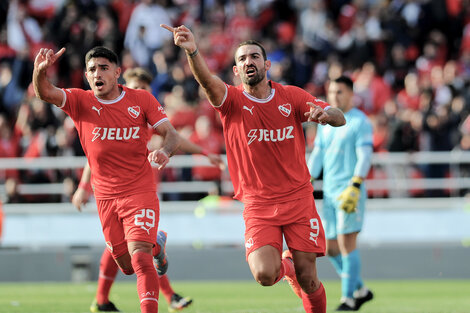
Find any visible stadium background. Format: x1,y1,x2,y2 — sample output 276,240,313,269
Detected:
0,0,469,294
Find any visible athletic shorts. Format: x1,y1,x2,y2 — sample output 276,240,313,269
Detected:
96,191,159,259
322,187,366,239
243,194,326,260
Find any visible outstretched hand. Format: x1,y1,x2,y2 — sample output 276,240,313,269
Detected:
160,24,197,54
304,101,330,125
34,48,66,72
207,153,226,171
148,149,170,170
71,187,88,212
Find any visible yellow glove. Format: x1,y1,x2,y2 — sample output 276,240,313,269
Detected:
337,176,362,213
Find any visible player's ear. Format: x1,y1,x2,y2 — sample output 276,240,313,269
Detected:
115,66,121,79
265,59,271,71
233,64,239,77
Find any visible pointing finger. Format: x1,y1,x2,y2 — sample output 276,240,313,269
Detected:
55,47,66,58
160,24,174,32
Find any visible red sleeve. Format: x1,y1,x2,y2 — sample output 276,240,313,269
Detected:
285,85,329,123
142,91,169,128
61,88,86,120
213,83,235,117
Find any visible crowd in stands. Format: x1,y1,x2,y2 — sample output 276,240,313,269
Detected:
0,0,469,202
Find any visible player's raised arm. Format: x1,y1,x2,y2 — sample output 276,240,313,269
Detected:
32,48,66,107
161,24,226,107
305,102,346,127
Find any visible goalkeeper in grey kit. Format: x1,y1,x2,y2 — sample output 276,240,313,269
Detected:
307,76,374,311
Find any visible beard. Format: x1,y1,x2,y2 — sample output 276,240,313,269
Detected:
241,68,265,86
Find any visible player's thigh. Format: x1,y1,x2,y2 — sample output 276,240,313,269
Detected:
118,192,160,246
97,198,128,259
243,214,283,261
247,244,282,278
283,195,326,257
335,188,366,235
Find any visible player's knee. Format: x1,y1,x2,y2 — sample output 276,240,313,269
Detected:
297,271,319,293
252,268,278,286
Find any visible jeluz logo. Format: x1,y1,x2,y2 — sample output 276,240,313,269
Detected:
91,126,140,142
245,238,254,249
247,126,294,145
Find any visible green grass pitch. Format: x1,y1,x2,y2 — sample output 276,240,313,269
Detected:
0,280,469,313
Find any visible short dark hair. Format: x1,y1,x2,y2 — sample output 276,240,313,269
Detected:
333,75,354,90
85,46,119,66
236,40,267,61
123,67,153,85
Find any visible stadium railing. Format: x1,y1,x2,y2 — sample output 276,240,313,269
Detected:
0,150,470,213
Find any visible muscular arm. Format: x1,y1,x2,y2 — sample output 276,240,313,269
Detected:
156,121,181,157
148,121,181,170
161,24,226,107
325,107,346,127
32,48,66,107
305,103,346,127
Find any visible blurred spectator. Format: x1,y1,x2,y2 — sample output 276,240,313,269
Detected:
353,61,392,116
4,177,25,203
2,0,470,201
124,0,172,68
396,72,421,111
7,0,42,54
298,1,336,60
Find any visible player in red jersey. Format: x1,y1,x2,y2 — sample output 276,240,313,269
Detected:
162,24,345,313
33,46,181,313
72,66,223,312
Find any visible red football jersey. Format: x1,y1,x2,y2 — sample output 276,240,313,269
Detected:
215,81,328,204
60,85,168,199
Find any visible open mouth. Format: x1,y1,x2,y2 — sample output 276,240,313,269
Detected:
95,81,104,89
246,67,256,77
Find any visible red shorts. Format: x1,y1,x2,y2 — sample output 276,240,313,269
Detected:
243,194,325,260
97,191,159,259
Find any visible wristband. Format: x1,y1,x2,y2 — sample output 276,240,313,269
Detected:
78,181,90,190
351,176,363,188
187,48,199,58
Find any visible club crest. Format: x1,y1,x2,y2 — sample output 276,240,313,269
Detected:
128,106,141,118
278,103,291,117
106,241,113,253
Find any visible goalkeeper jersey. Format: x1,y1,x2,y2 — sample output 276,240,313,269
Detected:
309,107,373,195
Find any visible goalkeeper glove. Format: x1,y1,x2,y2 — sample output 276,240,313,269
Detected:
337,176,362,213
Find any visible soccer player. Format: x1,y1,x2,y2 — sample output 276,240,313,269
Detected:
73,66,224,312
162,24,346,313
307,76,374,311
33,46,181,313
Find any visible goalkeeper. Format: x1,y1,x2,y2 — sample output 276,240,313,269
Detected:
307,76,373,312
